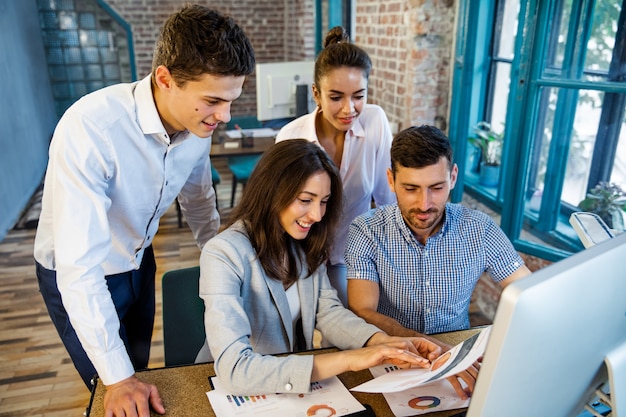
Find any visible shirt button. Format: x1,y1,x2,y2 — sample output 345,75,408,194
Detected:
425,281,430,286
284,383,293,391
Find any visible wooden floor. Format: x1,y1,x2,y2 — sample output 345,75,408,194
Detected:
0,160,490,416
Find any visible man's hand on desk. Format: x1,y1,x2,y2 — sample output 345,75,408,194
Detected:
104,374,165,417
435,340,482,401
445,359,481,400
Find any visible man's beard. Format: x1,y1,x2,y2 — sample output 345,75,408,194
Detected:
404,207,441,231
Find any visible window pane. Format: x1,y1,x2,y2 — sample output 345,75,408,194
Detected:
609,108,626,188
496,0,520,59
521,86,583,251
488,62,511,131
584,0,622,75
546,2,572,71
562,90,604,207
526,88,555,210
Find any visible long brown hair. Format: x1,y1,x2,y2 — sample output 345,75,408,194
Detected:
227,140,343,285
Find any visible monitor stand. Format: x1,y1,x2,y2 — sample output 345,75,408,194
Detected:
583,344,626,417
604,343,626,416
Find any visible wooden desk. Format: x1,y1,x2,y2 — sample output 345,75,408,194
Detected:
210,136,276,158
86,329,479,417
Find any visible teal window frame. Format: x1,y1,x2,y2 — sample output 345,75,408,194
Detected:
315,0,353,54
449,0,626,262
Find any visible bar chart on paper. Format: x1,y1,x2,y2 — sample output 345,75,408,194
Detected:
207,376,365,417
226,393,271,408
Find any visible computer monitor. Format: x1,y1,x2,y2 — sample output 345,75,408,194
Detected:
467,232,626,417
255,61,315,122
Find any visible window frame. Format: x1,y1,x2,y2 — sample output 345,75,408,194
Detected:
449,0,626,262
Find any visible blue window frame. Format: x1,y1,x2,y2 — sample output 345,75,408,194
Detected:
449,0,626,261
315,0,353,54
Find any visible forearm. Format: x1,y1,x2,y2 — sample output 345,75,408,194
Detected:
356,309,447,348
357,309,421,337
310,351,352,382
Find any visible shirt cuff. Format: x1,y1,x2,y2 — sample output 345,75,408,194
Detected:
91,345,135,386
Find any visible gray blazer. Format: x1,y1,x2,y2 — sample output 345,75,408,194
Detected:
199,221,380,395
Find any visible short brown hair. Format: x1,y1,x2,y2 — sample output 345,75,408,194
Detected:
391,125,454,176
152,4,255,86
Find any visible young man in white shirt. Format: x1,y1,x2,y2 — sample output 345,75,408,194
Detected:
34,5,255,416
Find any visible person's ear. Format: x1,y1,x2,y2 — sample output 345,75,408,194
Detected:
154,65,174,91
387,167,395,193
312,84,321,108
449,163,459,190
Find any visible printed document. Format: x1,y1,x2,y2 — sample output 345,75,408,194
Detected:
352,326,491,393
207,375,365,417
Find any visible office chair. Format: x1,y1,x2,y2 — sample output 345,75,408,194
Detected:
226,116,263,207
161,266,207,366
175,162,221,227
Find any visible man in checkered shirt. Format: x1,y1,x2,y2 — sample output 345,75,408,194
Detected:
345,125,530,343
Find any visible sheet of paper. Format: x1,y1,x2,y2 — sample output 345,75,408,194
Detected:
352,326,491,393
207,375,365,417
225,128,278,139
369,365,469,416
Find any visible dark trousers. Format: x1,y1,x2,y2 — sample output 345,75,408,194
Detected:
36,246,156,389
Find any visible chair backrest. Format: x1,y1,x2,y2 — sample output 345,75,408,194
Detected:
226,115,262,130
161,266,206,366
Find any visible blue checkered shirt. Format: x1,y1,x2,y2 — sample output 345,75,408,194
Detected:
345,203,524,334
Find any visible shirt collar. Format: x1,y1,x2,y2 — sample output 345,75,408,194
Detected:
350,115,365,139
134,75,171,143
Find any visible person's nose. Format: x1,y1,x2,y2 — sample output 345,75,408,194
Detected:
341,97,355,114
416,189,432,212
214,103,232,124
307,203,323,223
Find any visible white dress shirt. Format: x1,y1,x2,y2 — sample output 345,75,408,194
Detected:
276,104,396,265
34,75,219,385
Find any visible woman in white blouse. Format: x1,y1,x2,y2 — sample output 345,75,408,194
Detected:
276,26,396,306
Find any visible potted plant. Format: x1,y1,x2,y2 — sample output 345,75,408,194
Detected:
468,121,503,187
578,181,626,232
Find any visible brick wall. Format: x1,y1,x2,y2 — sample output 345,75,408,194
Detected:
354,0,455,132
103,0,454,125
104,0,315,117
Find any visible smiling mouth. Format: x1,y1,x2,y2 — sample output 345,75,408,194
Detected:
296,220,313,229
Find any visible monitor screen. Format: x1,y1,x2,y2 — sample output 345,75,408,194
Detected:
467,232,626,417
255,61,315,122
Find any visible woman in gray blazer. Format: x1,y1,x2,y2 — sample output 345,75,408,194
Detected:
199,139,442,395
